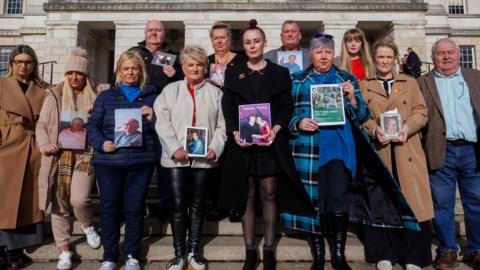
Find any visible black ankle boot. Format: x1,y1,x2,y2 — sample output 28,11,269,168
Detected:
328,213,351,270
242,247,258,270
309,234,325,270
263,246,276,270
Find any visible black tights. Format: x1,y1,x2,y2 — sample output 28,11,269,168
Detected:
242,176,277,248
167,167,210,257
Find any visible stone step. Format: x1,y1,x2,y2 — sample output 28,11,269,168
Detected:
44,215,468,237
19,262,475,270
25,235,468,263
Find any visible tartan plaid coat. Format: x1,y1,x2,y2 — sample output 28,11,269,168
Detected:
281,66,421,234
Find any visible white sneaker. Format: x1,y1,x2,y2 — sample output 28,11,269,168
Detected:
166,256,186,270
376,260,393,270
406,264,422,270
82,225,101,249
56,251,73,270
125,255,140,270
187,253,206,270
98,261,116,270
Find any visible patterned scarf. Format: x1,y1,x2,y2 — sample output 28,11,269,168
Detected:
57,146,94,208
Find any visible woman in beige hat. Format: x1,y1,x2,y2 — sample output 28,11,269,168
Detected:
36,47,100,270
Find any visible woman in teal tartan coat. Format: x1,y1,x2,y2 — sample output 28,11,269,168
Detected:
281,35,421,270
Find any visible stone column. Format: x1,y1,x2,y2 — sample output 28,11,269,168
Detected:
113,21,145,64
392,20,428,64
183,20,215,54
258,20,283,53
322,20,358,53
44,20,79,84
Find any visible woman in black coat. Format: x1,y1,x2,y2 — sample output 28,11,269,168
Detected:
219,19,314,270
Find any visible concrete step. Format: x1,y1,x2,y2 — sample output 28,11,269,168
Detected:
18,262,476,270
26,235,469,263
43,215,468,237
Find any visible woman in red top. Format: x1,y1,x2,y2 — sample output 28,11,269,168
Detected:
338,28,374,81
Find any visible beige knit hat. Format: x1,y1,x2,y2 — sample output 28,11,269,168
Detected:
64,47,88,75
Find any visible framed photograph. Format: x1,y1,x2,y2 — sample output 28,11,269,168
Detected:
58,111,88,150
310,84,346,126
151,51,177,67
238,103,272,144
184,126,208,157
277,50,303,74
380,109,402,139
209,63,226,86
114,108,143,147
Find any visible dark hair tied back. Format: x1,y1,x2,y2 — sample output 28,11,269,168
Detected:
248,19,258,29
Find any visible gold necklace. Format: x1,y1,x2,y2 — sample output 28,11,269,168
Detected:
215,51,230,64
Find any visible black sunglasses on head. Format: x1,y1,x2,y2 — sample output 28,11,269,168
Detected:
312,33,334,40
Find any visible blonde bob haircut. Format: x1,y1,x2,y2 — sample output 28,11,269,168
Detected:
209,21,232,39
180,45,208,68
372,38,400,59
338,28,374,79
115,50,148,88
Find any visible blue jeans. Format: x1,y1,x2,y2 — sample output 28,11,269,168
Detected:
95,164,154,262
429,142,480,254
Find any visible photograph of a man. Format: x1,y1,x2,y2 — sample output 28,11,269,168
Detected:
282,54,302,74
114,108,143,147
58,116,87,150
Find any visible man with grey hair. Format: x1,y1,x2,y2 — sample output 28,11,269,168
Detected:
417,38,480,270
129,20,182,93
264,20,311,70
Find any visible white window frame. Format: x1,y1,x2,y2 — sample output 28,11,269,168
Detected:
459,45,476,69
0,47,14,76
5,0,23,15
447,0,466,14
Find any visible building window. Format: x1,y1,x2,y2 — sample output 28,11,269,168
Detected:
5,0,23,15
0,47,14,76
448,0,465,14
460,46,476,69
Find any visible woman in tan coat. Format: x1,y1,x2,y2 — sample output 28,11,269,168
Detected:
359,39,434,270
0,45,47,270
36,48,100,270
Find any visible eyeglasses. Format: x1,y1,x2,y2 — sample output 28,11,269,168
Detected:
12,60,34,66
312,33,334,40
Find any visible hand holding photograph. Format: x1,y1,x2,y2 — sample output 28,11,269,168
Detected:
184,127,208,157
58,111,88,150
151,51,177,67
310,84,345,126
380,108,402,140
239,103,272,144
114,108,143,147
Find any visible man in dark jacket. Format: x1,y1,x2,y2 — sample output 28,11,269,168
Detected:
404,47,422,78
129,20,182,93
417,38,480,270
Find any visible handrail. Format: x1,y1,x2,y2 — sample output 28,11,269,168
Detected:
0,61,57,84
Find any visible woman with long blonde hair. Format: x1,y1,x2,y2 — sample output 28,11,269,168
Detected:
338,28,374,81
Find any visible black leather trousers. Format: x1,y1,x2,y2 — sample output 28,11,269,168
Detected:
167,167,210,257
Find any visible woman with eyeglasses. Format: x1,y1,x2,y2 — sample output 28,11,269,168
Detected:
280,33,368,270
219,19,314,270
0,45,48,270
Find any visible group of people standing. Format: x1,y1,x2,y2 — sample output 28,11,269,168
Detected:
0,18,479,270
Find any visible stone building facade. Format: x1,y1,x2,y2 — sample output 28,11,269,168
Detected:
0,0,479,85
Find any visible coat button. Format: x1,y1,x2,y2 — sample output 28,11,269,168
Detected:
367,99,371,103
442,132,446,135
139,98,142,101
408,157,412,162
403,101,407,105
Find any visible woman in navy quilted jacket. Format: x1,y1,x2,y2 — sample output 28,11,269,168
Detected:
87,50,159,270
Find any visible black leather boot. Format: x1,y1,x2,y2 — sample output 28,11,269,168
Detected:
242,246,258,270
188,203,204,256
171,209,187,258
309,233,325,270
328,212,351,270
263,246,276,270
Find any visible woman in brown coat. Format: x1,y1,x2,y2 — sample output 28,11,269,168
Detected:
359,39,434,270
0,45,47,269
